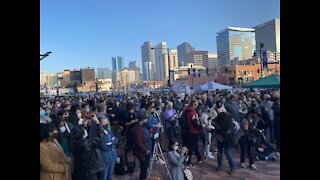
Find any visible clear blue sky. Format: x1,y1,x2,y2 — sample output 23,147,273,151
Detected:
40,0,280,73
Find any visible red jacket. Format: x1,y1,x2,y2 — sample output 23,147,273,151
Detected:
132,124,148,161
185,105,200,134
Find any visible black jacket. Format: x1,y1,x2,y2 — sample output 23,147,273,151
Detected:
72,124,105,178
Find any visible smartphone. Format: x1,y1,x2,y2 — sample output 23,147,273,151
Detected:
154,132,159,140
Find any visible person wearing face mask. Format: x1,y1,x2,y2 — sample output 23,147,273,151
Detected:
98,116,118,180
225,95,240,123
124,105,139,152
68,104,82,126
163,101,177,148
40,122,72,180
56,110,74,160
51,101,62,117
168,140,188,180
40,107,52,124
133,115,152,180
71,114,105,180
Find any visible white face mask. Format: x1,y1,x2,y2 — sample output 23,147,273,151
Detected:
78,118,84,125
60,126,66,133
77,112,82,119
174,146,179,151
83,129,88,139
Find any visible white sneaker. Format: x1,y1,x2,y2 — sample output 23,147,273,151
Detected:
241,163,246,168
207,154,214,159
250,164,257,170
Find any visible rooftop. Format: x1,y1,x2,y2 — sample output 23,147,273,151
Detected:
217,27,255,34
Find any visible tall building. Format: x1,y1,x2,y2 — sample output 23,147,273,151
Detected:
112,57,124,71
159,49,179,81
141,41,155,81
216,27,256,66
70,70,82,87
81,67,95,81
60,70,71,87
177,42,195,66
128,61,140,83
185,51,208,67
208,53,218,70
97,68,112,79
154,42,167,80
254,19,280,63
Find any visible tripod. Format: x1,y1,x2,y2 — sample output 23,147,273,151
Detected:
148,139,172,180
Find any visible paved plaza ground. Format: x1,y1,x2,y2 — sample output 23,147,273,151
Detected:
113,141,280,180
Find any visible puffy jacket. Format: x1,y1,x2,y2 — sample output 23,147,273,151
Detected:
71,124,105,178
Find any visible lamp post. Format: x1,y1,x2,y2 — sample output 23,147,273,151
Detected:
151,47,171,90
40,51,52,61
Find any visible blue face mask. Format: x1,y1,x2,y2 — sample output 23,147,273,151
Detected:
40,111,46,117
85,108,91,113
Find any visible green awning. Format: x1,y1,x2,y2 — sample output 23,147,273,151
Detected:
243,74,280,88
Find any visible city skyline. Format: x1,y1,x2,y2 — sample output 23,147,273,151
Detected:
40,0,280,73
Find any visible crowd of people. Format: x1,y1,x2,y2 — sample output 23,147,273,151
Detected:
40,88,280,180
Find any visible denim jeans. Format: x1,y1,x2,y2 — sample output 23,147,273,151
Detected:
217,141,235,170
166,127,175,147
99,164,114,180
255,147,274,160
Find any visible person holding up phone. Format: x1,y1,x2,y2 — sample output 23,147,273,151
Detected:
168,140,188,180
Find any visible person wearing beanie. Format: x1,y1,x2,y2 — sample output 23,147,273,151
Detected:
239,118,257,170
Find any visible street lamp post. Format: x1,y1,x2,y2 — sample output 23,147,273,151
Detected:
40,51,52,61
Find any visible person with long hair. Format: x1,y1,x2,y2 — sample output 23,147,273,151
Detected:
167,140,188,180
71,114,105,180
40,122,71,180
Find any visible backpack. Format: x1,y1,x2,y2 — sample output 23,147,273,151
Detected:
114,154,127,175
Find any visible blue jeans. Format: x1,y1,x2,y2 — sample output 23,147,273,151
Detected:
255,147,274,161
217,141,235,170
99,164,114,180
166,127,175,147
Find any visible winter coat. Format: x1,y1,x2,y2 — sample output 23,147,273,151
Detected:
133,124,151,161
100,127,118,166
71,124,105,179
225,101,240,123
40,139,71,180
185,105,200,134
168,151,185,180
163,109,176,128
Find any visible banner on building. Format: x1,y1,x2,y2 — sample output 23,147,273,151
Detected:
262,50,268,70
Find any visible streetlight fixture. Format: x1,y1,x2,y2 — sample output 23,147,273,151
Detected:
40,51,52,61
151,47,171,90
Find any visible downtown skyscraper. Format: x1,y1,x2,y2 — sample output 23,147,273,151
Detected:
154,42,167,81
177,42,195,66
141,41,155,81
216,27,256,66
112,56,124,71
